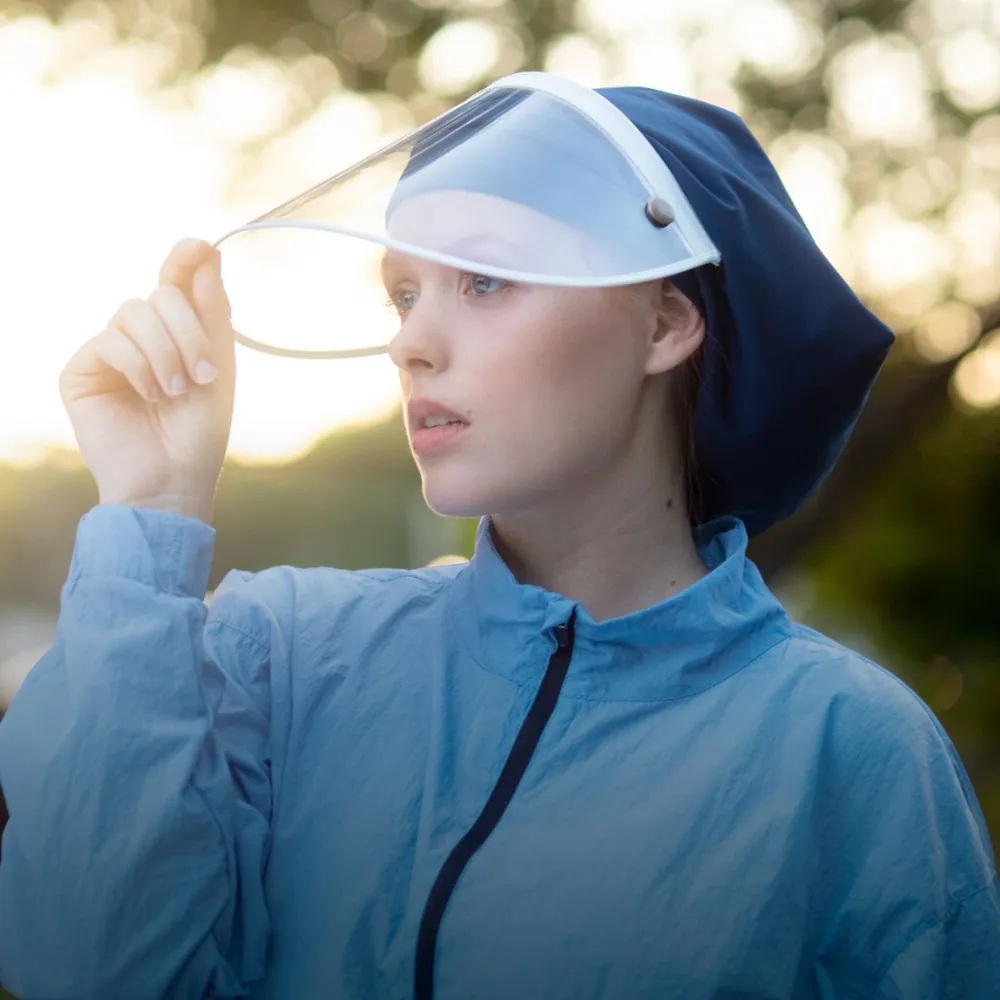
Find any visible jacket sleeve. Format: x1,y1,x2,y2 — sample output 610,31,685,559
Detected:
874,876,1000,999
810,649,1000,999
0,505,274,1000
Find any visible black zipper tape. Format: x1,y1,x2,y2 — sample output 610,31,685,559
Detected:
413,610,578,1000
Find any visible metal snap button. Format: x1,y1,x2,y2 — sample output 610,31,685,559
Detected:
645,197,675,227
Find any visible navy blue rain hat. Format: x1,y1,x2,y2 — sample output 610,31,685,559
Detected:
597,87,894,534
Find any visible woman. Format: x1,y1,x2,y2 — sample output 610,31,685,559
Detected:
0,73,996,999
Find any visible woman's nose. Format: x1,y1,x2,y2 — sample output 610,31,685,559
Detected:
387,301,449,373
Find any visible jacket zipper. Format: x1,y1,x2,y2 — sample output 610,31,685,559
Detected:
413,610,578,1000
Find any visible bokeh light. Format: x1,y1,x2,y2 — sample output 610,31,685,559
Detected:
936,30,1000,112
851,203,949,302
544,34,610,87
732,0,822,82
953,331,1000,409
827,35,934,148
912,301,982,363
417,19,523,96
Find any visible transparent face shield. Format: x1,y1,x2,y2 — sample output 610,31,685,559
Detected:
214,72,721,359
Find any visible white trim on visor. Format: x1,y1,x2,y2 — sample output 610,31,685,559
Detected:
215,72,722,360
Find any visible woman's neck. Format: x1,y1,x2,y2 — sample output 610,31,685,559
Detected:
490,475,707,624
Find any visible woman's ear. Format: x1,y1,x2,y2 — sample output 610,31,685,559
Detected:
646,280,705,376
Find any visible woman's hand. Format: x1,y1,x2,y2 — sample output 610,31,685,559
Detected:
59,239,237,524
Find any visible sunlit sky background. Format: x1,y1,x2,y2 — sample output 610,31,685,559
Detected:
4,0,1000,464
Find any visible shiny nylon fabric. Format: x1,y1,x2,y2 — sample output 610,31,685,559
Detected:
0,505,996,998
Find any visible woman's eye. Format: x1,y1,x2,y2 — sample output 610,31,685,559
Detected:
386,289,418,316
465,273,507,297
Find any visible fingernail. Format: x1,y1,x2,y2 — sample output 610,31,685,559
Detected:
169,374,188,395
194,361,218,384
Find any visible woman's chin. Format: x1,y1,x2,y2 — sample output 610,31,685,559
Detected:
421,480,493,520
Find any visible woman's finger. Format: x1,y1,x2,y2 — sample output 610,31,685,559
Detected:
92,326,164,404
147,284,218,386
114,298,189,398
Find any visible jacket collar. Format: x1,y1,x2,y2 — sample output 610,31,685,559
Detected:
447,516,791,702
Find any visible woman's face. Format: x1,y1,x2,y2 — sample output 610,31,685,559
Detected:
382,191,703,520
384,251,700,521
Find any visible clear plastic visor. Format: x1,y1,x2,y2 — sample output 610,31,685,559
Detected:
215,82,720,359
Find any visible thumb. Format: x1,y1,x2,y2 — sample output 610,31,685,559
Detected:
159,237,215,292
191,250,235,355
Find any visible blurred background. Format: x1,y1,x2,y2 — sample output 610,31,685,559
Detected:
0,0,999,869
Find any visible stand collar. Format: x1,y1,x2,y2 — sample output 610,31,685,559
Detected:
447,516,790,702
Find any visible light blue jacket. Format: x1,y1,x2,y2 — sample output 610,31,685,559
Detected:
0,505,997,999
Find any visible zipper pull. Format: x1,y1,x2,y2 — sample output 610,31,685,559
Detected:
552,610,577,649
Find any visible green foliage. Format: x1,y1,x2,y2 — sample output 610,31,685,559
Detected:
813,408,1000,659
805,401,1000,850
211,410,423,580
0,411,478,610
0,455,97,608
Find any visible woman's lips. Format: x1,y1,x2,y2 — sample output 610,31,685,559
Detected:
410,422,469,456
406,398,471,456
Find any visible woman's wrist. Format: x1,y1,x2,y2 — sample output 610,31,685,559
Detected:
98,490,216,526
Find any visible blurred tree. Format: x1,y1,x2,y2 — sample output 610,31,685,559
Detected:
0,412,430,608
9,0,574,112
801,399,1000,836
